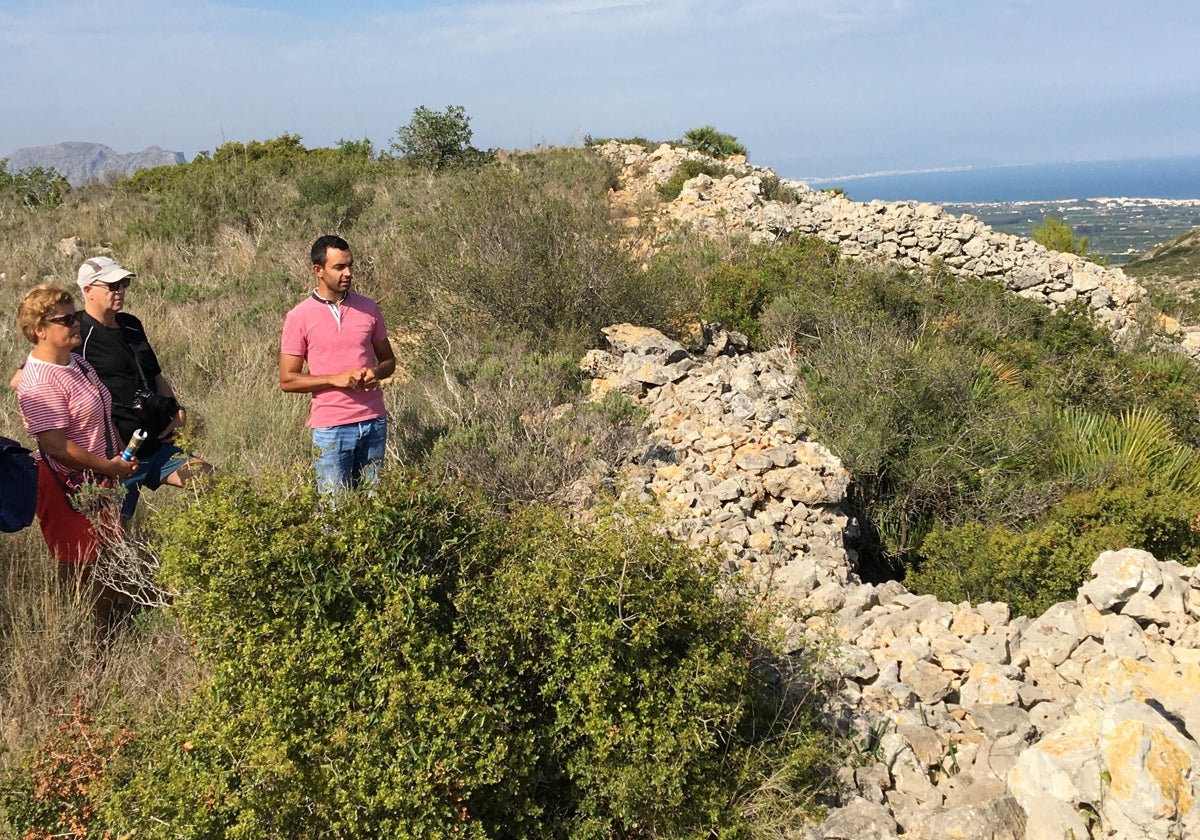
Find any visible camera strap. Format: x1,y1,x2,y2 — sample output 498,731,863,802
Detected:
119,324,154,393
82,317,155,408
37,358,118,497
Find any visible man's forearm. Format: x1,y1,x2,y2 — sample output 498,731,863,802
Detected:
373,358,396,381
281,368,364,393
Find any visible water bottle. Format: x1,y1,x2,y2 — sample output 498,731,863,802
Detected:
122,429,148,461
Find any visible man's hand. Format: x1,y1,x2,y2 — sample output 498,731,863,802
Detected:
159,406,186,441
358,366,380,390
330,369,365,390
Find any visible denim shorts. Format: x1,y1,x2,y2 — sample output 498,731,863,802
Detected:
312,416,388,496
120,443,190,521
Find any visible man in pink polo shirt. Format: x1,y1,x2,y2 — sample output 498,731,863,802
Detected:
280,235,396,496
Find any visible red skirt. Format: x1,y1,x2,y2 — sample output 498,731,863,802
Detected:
35,461,117,565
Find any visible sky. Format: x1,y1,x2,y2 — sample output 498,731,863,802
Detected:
2,0,1198,179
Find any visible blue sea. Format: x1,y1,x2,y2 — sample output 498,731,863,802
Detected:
801,156,1200,204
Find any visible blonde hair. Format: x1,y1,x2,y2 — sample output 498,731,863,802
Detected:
17,284,75,344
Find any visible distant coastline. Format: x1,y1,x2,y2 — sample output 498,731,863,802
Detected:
799,156,1200,204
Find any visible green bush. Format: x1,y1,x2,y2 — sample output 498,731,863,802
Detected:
681,126,748,160
74,475,833,838
772,267,1078,568
1032,216,1109,265
908,476,1200,616
292,157,375,230
118,133,382,242
702,237,839,345
0,159,70,209
754,257,1200,577
759,174,800,204
657,158,730,201
123,153,284,243
465,504,834,838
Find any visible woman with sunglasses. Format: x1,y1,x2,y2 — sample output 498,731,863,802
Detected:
76,257,212,522
15,284,138,626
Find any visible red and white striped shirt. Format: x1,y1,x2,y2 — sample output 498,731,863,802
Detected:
17,353,118,476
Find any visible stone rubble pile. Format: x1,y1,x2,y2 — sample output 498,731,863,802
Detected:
581,323,851,582
595,142,1151,345
585,324,1200,840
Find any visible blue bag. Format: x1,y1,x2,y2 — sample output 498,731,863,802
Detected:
0,436,38,532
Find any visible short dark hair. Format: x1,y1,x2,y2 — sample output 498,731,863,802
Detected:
311,234,351,268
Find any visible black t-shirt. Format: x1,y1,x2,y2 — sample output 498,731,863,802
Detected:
78,311,166,457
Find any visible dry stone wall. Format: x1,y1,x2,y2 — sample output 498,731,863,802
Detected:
585,324,1200,840
596,142,1151,343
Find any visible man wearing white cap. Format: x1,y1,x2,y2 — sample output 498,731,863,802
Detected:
76,256,212,521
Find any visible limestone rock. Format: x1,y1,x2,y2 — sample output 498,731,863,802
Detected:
819,798,899,839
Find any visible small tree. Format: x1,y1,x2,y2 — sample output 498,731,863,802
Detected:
1033,216,1087,255
391,105,478,170
1033,216,1108,264
336,137,375,160
681,125,748,159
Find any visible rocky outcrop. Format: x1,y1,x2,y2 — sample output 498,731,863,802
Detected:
596,142,1150,344
585,324,1200,839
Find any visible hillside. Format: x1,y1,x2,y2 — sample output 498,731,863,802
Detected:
4,135,1200,838
1125,224,1200,280
1120,224,1200,325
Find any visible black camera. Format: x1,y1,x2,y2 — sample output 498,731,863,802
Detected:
131,389,179,421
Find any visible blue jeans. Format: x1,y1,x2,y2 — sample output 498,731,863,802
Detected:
312,416,388,496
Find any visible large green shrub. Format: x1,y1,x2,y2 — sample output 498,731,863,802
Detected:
291,156,376,230
466,504,834,837
702,236,839,345
1032,215,1108,264
73,474,832,838
117,133,385,243
752,255,1200,577
908,476,1200,616
770,266,1084,569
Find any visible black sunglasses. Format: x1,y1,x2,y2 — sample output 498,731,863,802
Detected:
46,312,81,327
91,278,130,291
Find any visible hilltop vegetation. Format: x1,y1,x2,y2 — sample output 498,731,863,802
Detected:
1124,224,1200,280
3,118,1200,836
1122,224,1200,322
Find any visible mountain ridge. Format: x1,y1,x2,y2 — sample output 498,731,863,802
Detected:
2,141,184,186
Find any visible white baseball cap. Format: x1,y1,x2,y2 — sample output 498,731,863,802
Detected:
77,256,135,290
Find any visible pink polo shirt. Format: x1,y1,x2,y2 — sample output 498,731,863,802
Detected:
280,291,388,429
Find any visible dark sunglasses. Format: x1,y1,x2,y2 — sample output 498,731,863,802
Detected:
91,278,130,291
46,312,81,327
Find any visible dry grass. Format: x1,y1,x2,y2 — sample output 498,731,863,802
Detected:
0,531,197,776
